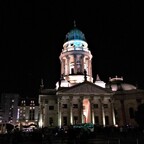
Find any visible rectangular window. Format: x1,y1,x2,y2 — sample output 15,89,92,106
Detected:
63,104,67,108
73,104,78,108
93,104,98,108
103,104,108,108
49,106,54,110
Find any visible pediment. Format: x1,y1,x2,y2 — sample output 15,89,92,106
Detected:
57,81,112,95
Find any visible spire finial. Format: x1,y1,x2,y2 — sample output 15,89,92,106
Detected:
40,78,44,89
96,74,101,81
74,20,76,27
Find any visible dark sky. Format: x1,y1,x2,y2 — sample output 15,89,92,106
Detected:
1,1,144,97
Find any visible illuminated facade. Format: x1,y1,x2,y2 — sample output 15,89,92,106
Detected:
0,93,19,133
17,98,39,130
38,24,144,128
0,95,39,133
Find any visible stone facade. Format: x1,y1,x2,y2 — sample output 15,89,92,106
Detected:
38,25,144,128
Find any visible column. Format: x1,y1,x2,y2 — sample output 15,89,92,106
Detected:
60,60,62,74
61,59,64,75
67,56,70,75
39,104,44,128
58,97,62,128
89,59,92,77
79,97,83,123
88,58,90,76
89,97,94,124
69,97,73,125
74,55,77,74
100,98,105,126
85,58,88,73
45,103,48,126
65,58,67,75
109,99,116,125
81,55,84,73
120,100,126,126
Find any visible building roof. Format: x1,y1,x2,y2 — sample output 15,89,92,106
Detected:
106,76,137,91
57,80,113,95
65,27,86,42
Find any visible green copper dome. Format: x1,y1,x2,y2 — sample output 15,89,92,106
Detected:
65,27,86,42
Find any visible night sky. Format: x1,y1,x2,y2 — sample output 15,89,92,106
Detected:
1,1,144,97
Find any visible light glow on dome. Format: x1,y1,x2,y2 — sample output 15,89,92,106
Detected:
108,76,137,91
95,74,106,88
111,84,136,91
95,81,106,88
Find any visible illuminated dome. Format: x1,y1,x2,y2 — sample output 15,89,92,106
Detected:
65,27,86,42
106,76,136,91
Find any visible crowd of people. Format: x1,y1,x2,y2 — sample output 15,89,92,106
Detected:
0,124,144,144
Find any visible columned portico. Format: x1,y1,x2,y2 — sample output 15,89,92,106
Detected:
89,97,94,123
79,97,84,123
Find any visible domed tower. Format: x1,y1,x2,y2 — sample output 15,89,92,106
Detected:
106,76,137,91
58,22,93,88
